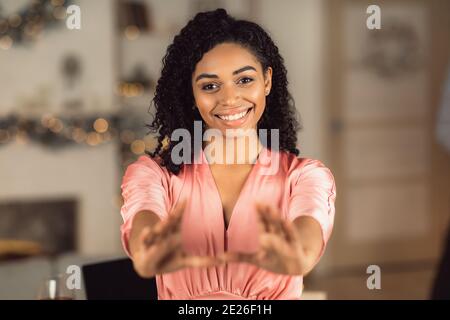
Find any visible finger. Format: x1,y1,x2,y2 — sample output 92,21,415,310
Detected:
217,251,258,265
260,233,289,255
167,200,187,234
143,220,172,247
256,210,268,237
256,203,272,233
265,205,285,237
182,254,225,269
151,233,183,270
157,200,186,240
280,219,298,244
140,226,153,248
260,233,277,250
255,204,268,235
260,206,279,235
145,218,172,246
157,214,179,241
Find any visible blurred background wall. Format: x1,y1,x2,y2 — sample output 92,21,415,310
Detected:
0,0,449,299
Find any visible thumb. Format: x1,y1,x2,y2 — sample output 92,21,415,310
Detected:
140,226,153,248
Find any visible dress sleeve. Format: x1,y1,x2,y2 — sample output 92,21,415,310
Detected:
119,155,170,257
287,158,337,262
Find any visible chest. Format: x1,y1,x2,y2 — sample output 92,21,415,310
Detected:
209,165,253,229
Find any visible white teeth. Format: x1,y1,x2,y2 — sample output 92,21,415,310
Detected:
217,109,249,121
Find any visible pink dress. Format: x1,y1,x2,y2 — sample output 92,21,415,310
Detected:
120,146,336,300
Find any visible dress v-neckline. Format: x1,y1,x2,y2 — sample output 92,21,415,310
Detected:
200,147,263,234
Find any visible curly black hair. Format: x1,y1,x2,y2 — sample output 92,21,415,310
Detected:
146,8,302,175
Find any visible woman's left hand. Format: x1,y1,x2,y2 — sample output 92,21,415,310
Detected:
221,203,313,276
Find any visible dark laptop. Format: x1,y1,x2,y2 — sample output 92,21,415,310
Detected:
82,258,157,300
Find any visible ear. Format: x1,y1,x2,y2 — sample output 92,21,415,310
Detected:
264,67,273,96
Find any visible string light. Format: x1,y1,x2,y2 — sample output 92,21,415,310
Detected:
93,118,109,133
8,14,22,28
52,6,66,20
124,25,140,40
130,139,146,155
0,0,72,46
86,132,101,146
144,135,157,151
118,82,144,97
0,113,157,171
72,128,87,143
49,118,63,133
15,130,29,145
0,35,13,50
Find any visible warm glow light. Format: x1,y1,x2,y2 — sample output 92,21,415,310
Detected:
86,132,101,146
93,118,109,133
72,128,87,143
49,118,63,133
118,83,144,97
144,136,157,151
8,14,22,28
131,140,146,155
53,6,67,20
15,130,29,144
24,22,43,39
0,35,13,50
40,114,54,128
124,25,140,40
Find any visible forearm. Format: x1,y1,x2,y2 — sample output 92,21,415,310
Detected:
129,210,161,258
292,216,324,276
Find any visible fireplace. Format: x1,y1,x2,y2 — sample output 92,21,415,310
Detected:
0,198,77,258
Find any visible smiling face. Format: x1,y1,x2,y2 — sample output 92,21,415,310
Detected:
192,42,272,135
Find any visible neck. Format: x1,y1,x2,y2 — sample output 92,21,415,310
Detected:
203,128,263,165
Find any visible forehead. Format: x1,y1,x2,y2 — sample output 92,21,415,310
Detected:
193,43,261,75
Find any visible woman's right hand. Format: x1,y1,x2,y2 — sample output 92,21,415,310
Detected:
132,200,225,278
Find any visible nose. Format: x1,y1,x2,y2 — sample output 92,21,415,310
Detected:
218,83,240,107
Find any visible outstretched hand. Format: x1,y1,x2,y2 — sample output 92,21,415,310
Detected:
222,203,311,276
132,200,226,278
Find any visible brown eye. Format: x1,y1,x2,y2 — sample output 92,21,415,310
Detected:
238,77,254,84
202,83,218,91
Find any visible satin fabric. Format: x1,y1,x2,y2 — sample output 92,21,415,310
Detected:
120,146,336,299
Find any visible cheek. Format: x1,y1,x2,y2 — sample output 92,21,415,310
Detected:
245,88,267,117
194,92,215,114
245,84,266,104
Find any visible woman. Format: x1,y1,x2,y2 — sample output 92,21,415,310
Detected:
120,8,336,300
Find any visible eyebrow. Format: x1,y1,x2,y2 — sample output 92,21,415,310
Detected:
195,65,257,82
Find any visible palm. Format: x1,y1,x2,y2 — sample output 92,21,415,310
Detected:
224,203,306,275
134,201,225,277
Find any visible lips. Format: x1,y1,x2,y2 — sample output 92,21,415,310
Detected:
216,109,249,121
213,106,254,128
214,107,253,121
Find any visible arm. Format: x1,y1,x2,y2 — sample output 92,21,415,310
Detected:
292,216,324,276
127,203,226,278
128,210,161,258
223,204,330,276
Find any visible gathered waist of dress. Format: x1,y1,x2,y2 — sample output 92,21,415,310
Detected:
187,290,257,300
